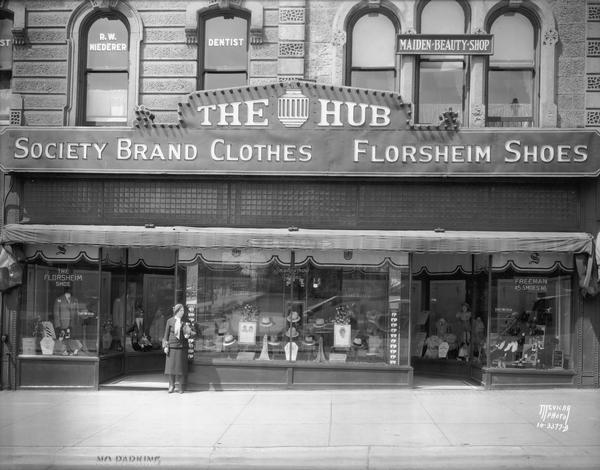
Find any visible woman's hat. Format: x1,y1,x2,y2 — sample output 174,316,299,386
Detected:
173,304,184,315
313,318,326,328
302,335,315,346
260,316,274,328
223,334,237,346
287,311,301,323
285,327,299,338
352,337,366,348
268,335,281,346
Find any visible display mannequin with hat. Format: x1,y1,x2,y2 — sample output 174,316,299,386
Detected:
162,303,193,394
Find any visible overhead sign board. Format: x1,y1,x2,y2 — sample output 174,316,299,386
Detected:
1,82,599,178
397,34,494,55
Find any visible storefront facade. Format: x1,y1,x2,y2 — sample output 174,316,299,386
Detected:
0,0,599,390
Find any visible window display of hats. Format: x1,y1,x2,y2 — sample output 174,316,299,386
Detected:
287,310,301,323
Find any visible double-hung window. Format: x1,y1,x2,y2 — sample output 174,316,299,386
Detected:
199,11,249,90
0,14,13,123
486,12,537,127
81,14,129,126
416,0,467,124
346,10,397,91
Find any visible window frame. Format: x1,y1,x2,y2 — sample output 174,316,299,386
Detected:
415,0,470,125
0,11,14,124
77,11,130,127
345,7,399,91
197,8,250,91
485,8,540,128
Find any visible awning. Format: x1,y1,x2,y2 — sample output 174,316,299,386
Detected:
0,224,593,255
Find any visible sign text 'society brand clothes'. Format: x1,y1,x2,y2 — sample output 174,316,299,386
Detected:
1,82,599,177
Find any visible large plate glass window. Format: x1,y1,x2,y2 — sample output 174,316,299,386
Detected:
416,0,467,125
487,253,573,370
199,10,249,90
19,247,104,357
486,11,537,127
346,9,398,91
179,249,410,366
81,14,129,126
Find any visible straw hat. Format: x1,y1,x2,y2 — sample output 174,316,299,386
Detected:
287,311,301,323
302,335,315,346
285,327,299,338
268,335,281,346
313,318,326,328
260,316,274,328
223,334,237,346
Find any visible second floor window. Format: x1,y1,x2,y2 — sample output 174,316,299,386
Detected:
417,0,467,124
0,14,13,123
347,11,397,91
199,12,249,90
82,15,129,126
486,12,537,127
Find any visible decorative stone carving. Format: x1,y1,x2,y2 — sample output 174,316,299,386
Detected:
279,42,304,57
88,0,120,10
473,27,486,35
279,7,305,24
185,28,198,44
404,28,416,35
470,103,485,128
332,30,346,47
543,28,559,46
250,28,263,45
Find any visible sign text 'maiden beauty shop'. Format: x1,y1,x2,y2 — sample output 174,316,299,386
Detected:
1,83,599,178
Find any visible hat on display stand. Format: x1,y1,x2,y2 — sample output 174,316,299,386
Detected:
260,316,274,328
287,311,301,323
268,335,281,346
223,334,237,347
313,318,326,328
302,335,316,346
285,326,299,338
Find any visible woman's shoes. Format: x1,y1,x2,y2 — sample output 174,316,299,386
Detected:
168,385,174,393
178,386,184,394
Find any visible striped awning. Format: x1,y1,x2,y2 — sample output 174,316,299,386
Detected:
0,224,594,255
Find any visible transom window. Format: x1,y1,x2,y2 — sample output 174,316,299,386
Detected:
486,12,536,127
347,10,397,91
417,0,467,124
81,15,129,126
199,12,249,90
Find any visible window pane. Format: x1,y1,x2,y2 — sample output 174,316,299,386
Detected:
86,72,128,123
352,13,395,68
487,70,533,124
204,16,248,69
0,17,13,70
418,61,463,124
490,13,534,67
204,72,247,90
491,272,572,370
21,257,102,357
421,0,465,34
87,16,128,70
351,70,395,91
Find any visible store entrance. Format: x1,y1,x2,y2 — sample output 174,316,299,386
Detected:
410,254,489,384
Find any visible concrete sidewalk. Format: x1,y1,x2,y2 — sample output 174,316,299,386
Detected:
0,386,598,469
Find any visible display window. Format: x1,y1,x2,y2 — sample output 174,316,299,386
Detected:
18,246,177,358
19,246,104,356
178,249,410,366
489,253,573,370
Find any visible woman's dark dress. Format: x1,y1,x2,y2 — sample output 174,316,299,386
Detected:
162,316,188,376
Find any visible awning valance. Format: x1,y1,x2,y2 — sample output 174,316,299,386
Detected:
0,224,593,255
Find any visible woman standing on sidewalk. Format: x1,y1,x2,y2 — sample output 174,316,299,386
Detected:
162,303,192,394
